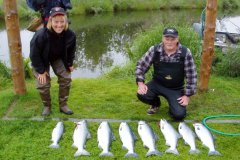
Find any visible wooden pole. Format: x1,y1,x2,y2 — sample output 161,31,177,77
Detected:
199,0,218,91
3,0,26,95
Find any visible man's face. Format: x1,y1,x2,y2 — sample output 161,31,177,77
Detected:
162,36,179,52
51,15,66,33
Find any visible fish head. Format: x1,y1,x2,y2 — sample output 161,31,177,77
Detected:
57,122,63,127
178,122,186,130
80,119,87,124
159,119,167,130
119,122,127,131
193,122,203,131
138,120,146,131
138,120,146,125
98,121,109,130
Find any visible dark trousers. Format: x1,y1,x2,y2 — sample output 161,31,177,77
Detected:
137,80,186,120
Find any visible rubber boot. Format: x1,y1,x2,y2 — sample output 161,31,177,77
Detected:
39,90,51,116
59,85,73,115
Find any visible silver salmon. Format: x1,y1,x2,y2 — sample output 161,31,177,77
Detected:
97,121,115,157
119,122,138,158
193,123,221,156
178,122,200,154
138,121,162,157
49,122,64,148
72,120,91,157
159,119,181,155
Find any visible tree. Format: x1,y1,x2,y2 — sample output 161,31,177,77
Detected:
3,0,26,94
199,0,218,91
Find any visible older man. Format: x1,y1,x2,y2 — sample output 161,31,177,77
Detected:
136,27,197,120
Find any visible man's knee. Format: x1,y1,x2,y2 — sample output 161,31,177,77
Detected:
170,110,186,120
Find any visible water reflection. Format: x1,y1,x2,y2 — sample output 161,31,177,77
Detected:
0,9,206,78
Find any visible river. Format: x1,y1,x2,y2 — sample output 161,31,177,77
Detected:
0,9,239,78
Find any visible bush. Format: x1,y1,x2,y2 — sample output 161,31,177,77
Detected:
0,61,11,79
215,47,240,77
107,24,201,80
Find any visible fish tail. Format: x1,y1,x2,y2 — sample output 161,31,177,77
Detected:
146,149,162,157
208,150,222,156
125,152,139,158
189,149,200,154
74,149,90,157
49,143,59,148
99,151,114,157
165,148,179,155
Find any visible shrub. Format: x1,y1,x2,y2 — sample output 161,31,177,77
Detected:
215,47,240,77
0,61,11,79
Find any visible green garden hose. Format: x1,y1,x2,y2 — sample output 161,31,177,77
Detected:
202,114,240,136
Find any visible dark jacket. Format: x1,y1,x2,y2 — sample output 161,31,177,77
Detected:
30,27,76,74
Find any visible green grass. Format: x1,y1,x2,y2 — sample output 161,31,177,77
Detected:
0,120,239,159
1,10,240,159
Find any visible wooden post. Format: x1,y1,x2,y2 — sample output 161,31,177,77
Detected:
199,0,218,91
3,0,26,95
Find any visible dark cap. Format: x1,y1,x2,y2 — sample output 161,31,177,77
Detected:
49,7,66,17
163,27,178,38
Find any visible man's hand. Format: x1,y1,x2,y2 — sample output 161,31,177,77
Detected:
37,71,48,84
177,95,189,106
137,82,148,95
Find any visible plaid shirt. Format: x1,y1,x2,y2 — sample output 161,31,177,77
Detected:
136,43,197,96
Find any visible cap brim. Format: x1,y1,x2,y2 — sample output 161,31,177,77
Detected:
163,34,178,38
51,13,66,17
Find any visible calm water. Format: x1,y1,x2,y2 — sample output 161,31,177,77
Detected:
1,9,238,78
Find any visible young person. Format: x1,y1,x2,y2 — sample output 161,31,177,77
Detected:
30,7,76,116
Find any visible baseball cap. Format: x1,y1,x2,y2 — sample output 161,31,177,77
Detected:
49,7,66,17
163,27,178,38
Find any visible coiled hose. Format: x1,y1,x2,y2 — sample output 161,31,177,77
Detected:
202,114,240,136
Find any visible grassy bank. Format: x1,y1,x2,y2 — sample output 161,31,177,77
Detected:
0,120,240,159
1,0,240,18
0,14,240,159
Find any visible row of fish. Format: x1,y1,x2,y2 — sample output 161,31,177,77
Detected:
49,119,221,157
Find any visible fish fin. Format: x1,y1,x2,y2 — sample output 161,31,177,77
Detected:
132,132,138,141
165,148,179,155
189,149,200,154
72,143,77,148
111,134,116,141
165,141,170,146
208,150,222,156
154,132,159,140
184,140,188,145
49,143,59,148
87,132,91,139
74,149,90,157
99,151,114,157
177,133,182,139
146,149,162,157
122,145,127,150
125,152,139,158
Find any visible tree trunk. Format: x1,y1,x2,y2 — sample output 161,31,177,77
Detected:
3,0,26,95
199,0,218,92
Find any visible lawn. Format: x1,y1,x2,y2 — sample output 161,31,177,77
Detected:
0,75,240,159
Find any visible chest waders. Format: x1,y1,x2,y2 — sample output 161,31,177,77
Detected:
152,46,187,89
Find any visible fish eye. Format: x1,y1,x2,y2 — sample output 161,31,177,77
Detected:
161,126,164,130
197,127,200,130
180,126,182,129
